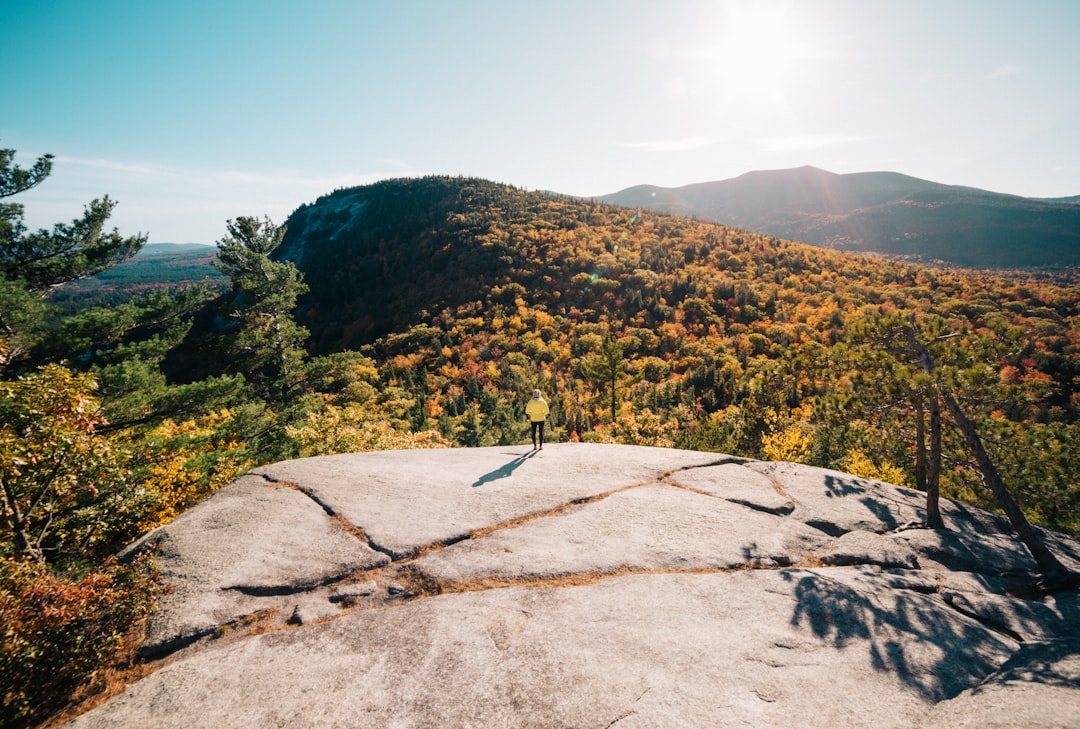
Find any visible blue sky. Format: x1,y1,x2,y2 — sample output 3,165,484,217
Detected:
3,0,1079,244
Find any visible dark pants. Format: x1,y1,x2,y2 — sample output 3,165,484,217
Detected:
530,421,545,448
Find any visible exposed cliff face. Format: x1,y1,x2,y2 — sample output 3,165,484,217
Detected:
66,444,1080,728
275,177,525,351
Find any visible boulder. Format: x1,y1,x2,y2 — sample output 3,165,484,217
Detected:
66,444,1080,728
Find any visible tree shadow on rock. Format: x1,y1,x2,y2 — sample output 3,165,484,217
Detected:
823,474,869,499
785,569,1016,702
824,474,915,532
959,588,1080,694
741,542,791,567
989,637,1080,690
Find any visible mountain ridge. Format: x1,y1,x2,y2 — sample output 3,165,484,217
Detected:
597,166,1080,268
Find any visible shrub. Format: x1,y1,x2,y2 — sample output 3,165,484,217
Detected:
0,555,160,728
0,364,132,562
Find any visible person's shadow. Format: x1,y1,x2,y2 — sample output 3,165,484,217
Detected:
472,450,537,487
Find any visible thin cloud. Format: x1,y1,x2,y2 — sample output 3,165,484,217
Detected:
755,134,872,153
616,136,722,152
54,155,173,178
984,64,1021,80
19,155,409,242
54,156,400,199
213,169,391,190
54,154,404,192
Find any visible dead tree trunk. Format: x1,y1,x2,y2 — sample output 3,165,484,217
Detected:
940,390,1067,576
927,392,944,529
913,391,945,529
906,329,1067,576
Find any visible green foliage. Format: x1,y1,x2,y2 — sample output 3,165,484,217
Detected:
29,283,240,436
45,244,226,315
214,217,310,394
579,337,625,422
0,554,159,729
0,274,46,366
0,147,53,199
1,196,145,294
0,145,145,375
40,284,210,361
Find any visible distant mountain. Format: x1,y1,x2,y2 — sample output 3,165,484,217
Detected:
597,166,1080,269
134,242,217,257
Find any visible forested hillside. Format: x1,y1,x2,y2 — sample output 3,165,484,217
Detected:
599,166,1080,268
279,176,1079,537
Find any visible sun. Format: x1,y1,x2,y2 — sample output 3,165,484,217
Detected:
708,2,820,110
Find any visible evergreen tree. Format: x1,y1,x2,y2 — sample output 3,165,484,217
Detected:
213,216,310,396
0,146,143,295
1,196,144,293
0,274,44,368
580,337,625,422
0,145,145,369
0,147,52,198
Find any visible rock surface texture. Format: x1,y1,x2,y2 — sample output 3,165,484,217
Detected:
65,444,1080,728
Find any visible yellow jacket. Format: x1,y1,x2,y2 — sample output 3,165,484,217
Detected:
525,397,549,422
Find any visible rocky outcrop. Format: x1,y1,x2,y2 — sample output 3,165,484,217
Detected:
65,444,1080,728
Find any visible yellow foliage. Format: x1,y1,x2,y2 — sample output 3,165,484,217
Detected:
586,404,676,448
761,424,812,462
286,404,451,457
136,409,253,531
760,408,813,463
839,449,910,487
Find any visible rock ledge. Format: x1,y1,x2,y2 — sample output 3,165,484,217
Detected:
66,444,1080,728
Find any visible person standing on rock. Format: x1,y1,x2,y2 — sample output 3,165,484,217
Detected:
526,389,549,450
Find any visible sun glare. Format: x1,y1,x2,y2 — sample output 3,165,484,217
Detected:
708,2,819,110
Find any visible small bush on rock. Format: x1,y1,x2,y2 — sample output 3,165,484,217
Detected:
0,554,160,729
